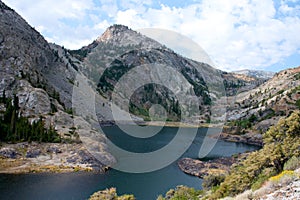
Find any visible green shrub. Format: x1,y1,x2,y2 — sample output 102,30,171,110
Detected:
89,188,135,200
157,186,203,200
251,168,276,191
294,73,300,80
202,174,226,190
209,111,300,199
296,99,300,109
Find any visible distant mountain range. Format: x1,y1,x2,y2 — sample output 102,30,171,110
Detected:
233,69,275,80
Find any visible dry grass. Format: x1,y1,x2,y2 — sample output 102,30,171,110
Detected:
0,158,26,170
0,158,92,173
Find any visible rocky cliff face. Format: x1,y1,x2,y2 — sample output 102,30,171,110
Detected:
0,1,115,166
0,1,75,109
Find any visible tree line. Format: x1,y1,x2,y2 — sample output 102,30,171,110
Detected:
0,91,61,143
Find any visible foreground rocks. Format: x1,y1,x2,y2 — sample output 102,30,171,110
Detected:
0,147,17,159
0,142,109,173
225,169,300,200
261,180,300,200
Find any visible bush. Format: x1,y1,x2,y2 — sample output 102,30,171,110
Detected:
89,188,135,200
202,174,226,190
296,99,300,109
251,168,276,191
157,186,203,200
209,111,300,199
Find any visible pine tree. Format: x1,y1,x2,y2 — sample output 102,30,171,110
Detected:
1,90,6,103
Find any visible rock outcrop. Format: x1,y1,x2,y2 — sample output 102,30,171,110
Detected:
178,157,238,178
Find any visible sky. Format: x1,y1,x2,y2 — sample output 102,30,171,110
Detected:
2,0,300,72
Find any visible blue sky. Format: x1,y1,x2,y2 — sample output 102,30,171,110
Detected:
3,0,300,72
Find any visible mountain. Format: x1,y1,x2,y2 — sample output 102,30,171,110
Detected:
227,66,300,133
221,71,267,96
70,24,164,84
71,24,227,123
0,1,115,165
233,69,275,80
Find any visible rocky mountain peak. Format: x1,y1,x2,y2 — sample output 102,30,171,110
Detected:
96,24,130,42
94,24,162,49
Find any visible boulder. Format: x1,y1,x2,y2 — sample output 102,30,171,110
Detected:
0,147,17,158
46,145,62,154
26,149,41,158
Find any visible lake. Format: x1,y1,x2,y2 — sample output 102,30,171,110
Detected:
0,126,259,200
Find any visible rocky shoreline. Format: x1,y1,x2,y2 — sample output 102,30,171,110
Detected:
177,128,263,179
210,132,263,147
178,157,238,178
0,142,108,174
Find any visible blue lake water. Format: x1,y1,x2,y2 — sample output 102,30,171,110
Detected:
0,126,259,200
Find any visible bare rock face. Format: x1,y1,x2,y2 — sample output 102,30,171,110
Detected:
0,1,76,109
25,89,51,114
17,80,51,116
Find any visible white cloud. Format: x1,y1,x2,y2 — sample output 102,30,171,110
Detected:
113,0,300,71
115,9,148,27
279,0,300,16
119,0,152,14
2,0,300,71
97,0,119,17
2,0,105,49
